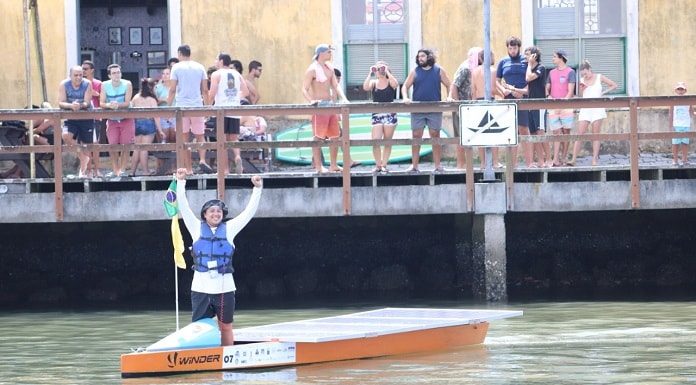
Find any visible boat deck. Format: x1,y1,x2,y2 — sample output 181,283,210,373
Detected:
234,307,523,343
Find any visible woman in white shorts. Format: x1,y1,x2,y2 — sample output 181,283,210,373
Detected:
569,60,617,166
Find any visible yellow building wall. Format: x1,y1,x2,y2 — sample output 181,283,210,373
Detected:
3,1,689,108
0,1,67,109
422,0,521,82
181,0,332,105
639,0,696,95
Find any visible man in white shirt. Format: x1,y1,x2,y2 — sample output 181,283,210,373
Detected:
168,45,212,174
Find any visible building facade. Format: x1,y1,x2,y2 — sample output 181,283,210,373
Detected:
0,0,691,109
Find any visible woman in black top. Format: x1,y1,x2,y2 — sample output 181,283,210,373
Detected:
362,61,399,173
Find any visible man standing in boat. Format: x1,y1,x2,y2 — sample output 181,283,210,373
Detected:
175,168,263,346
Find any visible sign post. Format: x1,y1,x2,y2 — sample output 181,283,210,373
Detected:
459,102,518,181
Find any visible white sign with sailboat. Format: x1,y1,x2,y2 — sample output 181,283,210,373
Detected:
459,103,518,147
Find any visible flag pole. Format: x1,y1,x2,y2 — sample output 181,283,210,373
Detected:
165,178,186,331
174,264,180,330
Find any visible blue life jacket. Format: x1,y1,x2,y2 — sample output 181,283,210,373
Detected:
191,222,234,274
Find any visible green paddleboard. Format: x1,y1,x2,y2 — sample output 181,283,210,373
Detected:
274,113,447,166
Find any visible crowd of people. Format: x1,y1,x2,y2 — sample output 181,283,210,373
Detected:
6,38,695,179
48,44,266,178
302,37,668,173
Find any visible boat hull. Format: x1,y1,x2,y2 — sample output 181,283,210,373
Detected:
121,322,489,377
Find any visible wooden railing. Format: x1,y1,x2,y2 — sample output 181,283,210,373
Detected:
1,96,695,221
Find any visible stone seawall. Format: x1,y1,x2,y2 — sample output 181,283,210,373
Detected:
1,210,694,309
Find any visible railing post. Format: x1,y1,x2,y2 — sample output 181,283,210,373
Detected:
629,98,640,208
175,109,184,170
215,109,225,200
341,106,351,216
465,147,474,212
52,112,64,221
505,147,514,210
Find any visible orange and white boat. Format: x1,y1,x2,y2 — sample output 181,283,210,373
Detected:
121,307,522,378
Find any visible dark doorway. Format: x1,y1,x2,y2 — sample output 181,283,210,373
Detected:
79,0,169,86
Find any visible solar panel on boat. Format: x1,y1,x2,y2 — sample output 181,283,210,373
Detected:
235,307,522,343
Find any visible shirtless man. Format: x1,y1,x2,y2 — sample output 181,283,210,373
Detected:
245,60,262,104
301,44,348,173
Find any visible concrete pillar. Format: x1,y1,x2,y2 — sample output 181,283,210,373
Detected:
472,214,507,302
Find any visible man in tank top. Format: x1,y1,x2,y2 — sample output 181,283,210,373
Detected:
401,48,451,173
58,65,94,178
208,53,249,174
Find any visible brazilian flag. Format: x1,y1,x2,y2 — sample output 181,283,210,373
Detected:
164,180,186,269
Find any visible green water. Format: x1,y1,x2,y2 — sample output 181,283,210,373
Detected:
1,302,694,384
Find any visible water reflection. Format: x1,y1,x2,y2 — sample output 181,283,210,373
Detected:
1,302,695,384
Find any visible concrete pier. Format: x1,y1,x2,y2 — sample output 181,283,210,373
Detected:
2,163,696,302
472,214,507,302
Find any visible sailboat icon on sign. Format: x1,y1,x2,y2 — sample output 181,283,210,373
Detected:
467,111,509,134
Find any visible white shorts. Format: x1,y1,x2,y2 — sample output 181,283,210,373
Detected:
578,108,606,123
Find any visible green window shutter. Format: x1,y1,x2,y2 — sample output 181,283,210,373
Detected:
535,7,577,37
345,43,406,87
535,39,579,68
346,45,377,87
582,38,625,94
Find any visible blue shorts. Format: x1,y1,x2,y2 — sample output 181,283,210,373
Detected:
505,94,529,127
135,118,156,136
191,290,236,324
411,112,442,131
64,119,94,144
528,110,542,134
673,126,690,145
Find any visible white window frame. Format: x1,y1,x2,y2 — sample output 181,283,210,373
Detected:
339,0,415,97
524,0,639,96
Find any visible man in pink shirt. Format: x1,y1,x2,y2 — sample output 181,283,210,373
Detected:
545,50,576,166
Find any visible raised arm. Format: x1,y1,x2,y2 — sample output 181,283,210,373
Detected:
362,70,374,92
175,168,201,240
386,70,399,90
226,175,263,241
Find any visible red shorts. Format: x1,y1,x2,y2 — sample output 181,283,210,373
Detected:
312,113,340,139
106,119,135,144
